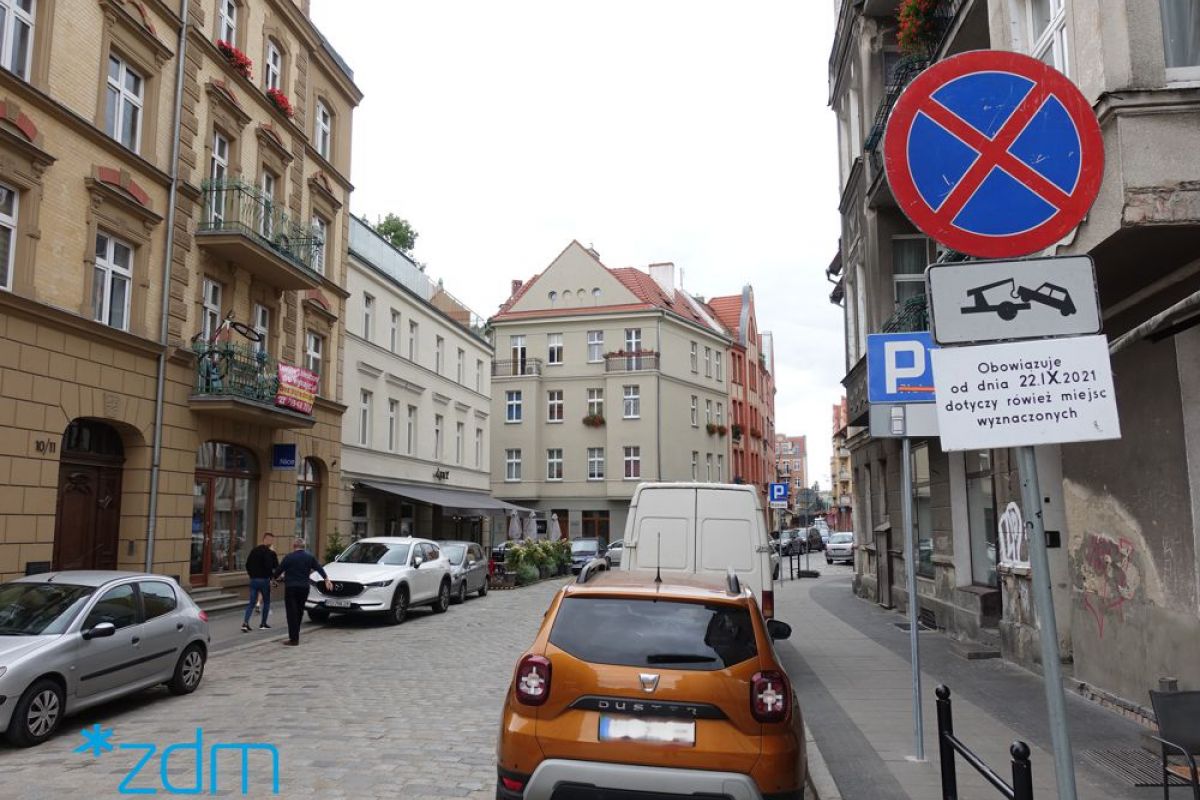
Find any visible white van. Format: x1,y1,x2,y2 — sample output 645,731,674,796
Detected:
619,482,779,618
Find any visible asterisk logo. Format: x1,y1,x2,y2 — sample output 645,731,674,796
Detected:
74,724,115,757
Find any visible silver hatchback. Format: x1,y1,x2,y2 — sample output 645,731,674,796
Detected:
0,571,210,747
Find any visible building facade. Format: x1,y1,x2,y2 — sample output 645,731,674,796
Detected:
340,216,510,546
831,0,1200,711
828,399,852,532
488,242,734,541
774,434,808,521
0,0,360,597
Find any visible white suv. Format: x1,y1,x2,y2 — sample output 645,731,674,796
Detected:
306,537,452,625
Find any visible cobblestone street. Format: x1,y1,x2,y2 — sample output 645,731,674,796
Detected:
1,580,564,800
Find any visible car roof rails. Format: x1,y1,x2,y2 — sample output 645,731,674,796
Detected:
577,558,607,584
726,567,741,596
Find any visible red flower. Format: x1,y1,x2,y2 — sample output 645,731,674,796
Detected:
897,0,939,54
216,40,253,80
267,88,295,119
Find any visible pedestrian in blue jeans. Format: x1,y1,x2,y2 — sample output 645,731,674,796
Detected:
242,532,279,632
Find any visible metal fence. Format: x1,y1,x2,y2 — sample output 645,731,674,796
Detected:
937,685,1034,800
199,179,323,276
492,358,543,377
192,342,280,406
604,352,661,372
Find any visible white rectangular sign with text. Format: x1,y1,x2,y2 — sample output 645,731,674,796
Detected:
931,335,1120,450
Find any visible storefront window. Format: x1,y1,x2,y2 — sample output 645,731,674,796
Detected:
351,500,368,540
911,443,934,578
192,443,258,584
966,451,998,587
295,458,320,543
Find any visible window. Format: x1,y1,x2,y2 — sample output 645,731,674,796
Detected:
139,581,177,620
587,330,604,362
435,335,445,374
358,390,372,446
387,399,399,452
690,396,698,427
408,320,418,361
83,584,137,631
691,451,699,480
201,278,222,341
457,348,465,384
251,303,269,354
406,405,417,454
304,331,323,392
455,422,464,464
209,133,229,223
434,414,443,459
966,451,998,587
715,352,723,382
716,454,724,482
363,293,374,339
690,342,698,372
311,215,327,275
587,447,605,480
623,385,640,419
581,509,609,540
0,0,34,79
505,390,522,422
93,232,133,330
1026,0,1068,72
705,399,713,425
509,334,527,374
259,170,276,238
389,310,400,353
547,389,564,422
1161,0,1200,74
716,402,724,425
547,448,563,481
264,39,282,92
623,446,641,479
475,427,483,467
911,443,934,579
105,55,143,152
315,100,332,159
505,449,522,481
625,328,642,369
706,453,713,481
0,183,15,290
217,0,237,43
587,388,604,417
547,333,563,365
893,237,932,306
295,458,321,544
704,346,712,377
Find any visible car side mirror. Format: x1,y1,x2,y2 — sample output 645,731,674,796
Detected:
82,621,116,640
766,619,791,641
413,556,424,568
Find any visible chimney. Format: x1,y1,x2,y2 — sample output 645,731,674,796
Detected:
510,279,523,297
648,262,675,295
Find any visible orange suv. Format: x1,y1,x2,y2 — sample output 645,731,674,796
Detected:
496,567,805,800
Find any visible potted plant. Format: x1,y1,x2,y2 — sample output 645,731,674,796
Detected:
323,528,345,564
706,422,718,435
897,0,941,55
731,423,743,440
583,413,606,427
266,87,295,118
554,539,571,575
535,541,553,578
717,424,728,437
216,40,253,80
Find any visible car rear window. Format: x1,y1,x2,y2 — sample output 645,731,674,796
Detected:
830,533,853,544
549,597,757,671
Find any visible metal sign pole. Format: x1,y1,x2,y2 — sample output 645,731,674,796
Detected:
901,436,925,761
1015,445,1077,800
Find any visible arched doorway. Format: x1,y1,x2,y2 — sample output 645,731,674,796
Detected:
191,442,258,586
53,420,125,571
294,457,321,545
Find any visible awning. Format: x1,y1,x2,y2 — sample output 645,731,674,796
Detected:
357,480,532,515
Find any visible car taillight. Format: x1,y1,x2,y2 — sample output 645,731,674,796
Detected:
761,589,775,619
515,654,551,706
198,611,209,623
500,776,525,792
751,670,790,723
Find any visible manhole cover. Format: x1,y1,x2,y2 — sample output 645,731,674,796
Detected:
1080,749,1188,787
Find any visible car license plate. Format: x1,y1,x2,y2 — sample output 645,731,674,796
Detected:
324,598,351,608
598,715,695,746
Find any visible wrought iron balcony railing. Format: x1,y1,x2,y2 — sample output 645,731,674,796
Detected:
883,293,930,333
604,351,660,372
192,342,306,412
492,357,543,377
199,179,324,276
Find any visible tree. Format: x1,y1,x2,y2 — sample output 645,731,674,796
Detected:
373,213,418,254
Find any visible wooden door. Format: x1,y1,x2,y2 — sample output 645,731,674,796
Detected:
53,464,121,571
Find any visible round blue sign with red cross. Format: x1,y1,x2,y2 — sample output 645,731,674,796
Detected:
884,50,1104,259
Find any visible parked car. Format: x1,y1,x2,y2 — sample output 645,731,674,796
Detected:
826,532,855,564
439,540,489,603
622,483,778,617
497,568,805,799
605,539,625,567
306,537,451,625
570,538,609,574
805,528,826,552
778,529,806,555
0,571,209,747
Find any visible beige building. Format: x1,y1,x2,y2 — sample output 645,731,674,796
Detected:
341,215,518,544
0,0,360,600
489,242,733,541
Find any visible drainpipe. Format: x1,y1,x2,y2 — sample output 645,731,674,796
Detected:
145,0,190,572
655,316,662,481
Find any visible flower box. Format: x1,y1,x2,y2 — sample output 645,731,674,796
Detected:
266,87,295,119
216,40,253,80
706,422,718,435
898,0,941,55
583,414,606,428
717,424,728,437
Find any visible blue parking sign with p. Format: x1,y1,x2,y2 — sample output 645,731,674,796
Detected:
867,332,937,403
769,483,788,503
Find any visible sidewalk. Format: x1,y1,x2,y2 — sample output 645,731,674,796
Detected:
775,568,1157,800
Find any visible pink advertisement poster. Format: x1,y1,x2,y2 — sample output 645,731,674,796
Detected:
276,364,318,414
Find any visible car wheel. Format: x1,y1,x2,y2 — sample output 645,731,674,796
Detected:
454,580,467,605
388,586,409,625
307,608,330,623
478,577,488,597
6,679,65,747
168,644,206,695
826,557,832,564
433,580,451,613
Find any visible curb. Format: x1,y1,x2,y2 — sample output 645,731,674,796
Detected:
806,728,841,800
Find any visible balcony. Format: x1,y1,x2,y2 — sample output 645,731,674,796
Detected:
196,180,324,290
604,351,660,372
883,293,929,333
843,356,868,426
189,343,315,429
493,357,543,377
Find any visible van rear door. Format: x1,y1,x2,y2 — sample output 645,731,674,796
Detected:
627,485,695,573
696,488,766,600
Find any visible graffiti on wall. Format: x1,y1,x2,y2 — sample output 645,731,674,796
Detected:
998,502,1029,568
1079,533,1139,639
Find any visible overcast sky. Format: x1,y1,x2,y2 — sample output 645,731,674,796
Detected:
311,0,845,487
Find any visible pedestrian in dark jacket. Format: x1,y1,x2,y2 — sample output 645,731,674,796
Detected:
273,537,331,645
242,533,279,632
